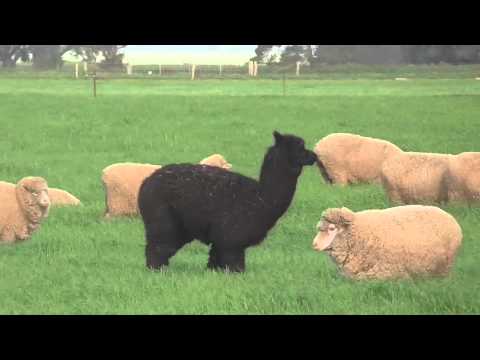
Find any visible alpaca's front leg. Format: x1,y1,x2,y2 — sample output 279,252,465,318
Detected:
215,247,246,273
144,216,184,271
207,245,219,270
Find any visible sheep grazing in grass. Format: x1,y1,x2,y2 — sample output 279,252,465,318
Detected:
312,206,463,280
102,163,162,218
138,131,318,273
102,154,233,218
381,152,480,205
313,133,403,186
200,154,232,170
48,188,81,207
0,177,50,244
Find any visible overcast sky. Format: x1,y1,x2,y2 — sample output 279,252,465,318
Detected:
123,45,257,64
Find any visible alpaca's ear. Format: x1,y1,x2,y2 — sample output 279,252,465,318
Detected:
273,131,284,145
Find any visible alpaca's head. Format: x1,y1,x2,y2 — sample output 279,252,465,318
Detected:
273,131,317,169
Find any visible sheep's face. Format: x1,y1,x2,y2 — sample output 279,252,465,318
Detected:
273,131,317,167
312,220,346,252
17,177,51,221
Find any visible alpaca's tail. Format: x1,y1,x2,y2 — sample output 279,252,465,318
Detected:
316,158,333,184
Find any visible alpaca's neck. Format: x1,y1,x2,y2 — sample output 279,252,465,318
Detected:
258,148,300,219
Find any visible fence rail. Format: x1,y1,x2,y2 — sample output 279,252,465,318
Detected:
1,62,480,80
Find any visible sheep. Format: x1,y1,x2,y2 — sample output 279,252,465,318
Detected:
102,154,233,218
48,188,81,207
199,154,232,170
312,205,463,280
314,133,403,186
380,151,480,205
102,163,161,218
0,177,50,244
138,131,318,273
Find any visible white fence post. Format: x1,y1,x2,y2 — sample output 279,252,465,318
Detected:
296,61,301,76
75,63,79,79
159,64,162,76
83,62,88,75
253,61,258,77
219,64,222,76
127,64,133,75
191,64,196,80
248,61,253,76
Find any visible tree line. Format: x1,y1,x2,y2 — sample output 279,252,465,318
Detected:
251,45,480,65
0,45,126,69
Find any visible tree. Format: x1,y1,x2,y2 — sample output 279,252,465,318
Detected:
279,45,307,65
97,45,126,66
29,45,83,70
0,45,29,68
251,45,281,63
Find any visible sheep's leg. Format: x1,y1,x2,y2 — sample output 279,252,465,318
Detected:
214,247,246,273
144,207,185,271
387,188,403,205
0,228,17,244
331,172,349,186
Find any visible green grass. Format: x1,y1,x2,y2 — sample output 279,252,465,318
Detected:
0,77,479,314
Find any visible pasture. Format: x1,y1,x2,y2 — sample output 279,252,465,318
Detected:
0,77,479,314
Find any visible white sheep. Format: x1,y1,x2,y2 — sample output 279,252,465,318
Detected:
381,151,480,205
314,133,403,186
0,177,51,244
312,205,462,280
48,188,81,207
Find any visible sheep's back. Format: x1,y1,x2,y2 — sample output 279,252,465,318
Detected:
0,182,21,237
381,152,451,202
102,163,161,193
354,206,462,269
448,153,480,202
315,133,401,183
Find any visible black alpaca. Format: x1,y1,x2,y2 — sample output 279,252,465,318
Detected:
138,131,318,273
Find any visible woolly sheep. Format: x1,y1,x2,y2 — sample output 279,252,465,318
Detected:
102,163,161,218
48,188,81,207
199,154,232,170
314,133,402,186
0,177,50,244
312,206,462,280
102,154,232,218
381,152,480,205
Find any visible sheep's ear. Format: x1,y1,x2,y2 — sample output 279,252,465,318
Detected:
340,207,355,225
273,131,284,145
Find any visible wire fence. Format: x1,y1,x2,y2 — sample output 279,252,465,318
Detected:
1,62,480,80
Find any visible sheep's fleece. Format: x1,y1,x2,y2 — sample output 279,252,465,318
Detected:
314,133,402,185
381,151,480,205
102,163,161,218
48,188,81,206
200,154,232,170
0,177,50,244
312,205,462,280
102,155,233,218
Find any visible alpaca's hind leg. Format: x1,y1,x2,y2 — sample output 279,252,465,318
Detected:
144,207,185,270
207,245,219,270
213,247,246,273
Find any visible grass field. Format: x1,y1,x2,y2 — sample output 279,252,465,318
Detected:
0,77,479,314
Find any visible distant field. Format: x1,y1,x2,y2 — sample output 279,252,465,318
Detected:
0,76,479,314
